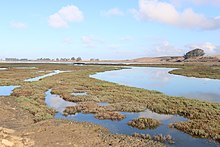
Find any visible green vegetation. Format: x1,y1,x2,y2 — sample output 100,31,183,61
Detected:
184,49,205,59
128,118,160,129
1,63,220,141
133,133,175,144
169,65,220,79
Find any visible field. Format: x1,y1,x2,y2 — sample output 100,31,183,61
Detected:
0,63,220,146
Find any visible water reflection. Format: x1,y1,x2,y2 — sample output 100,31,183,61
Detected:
45,90,218,147
138,110,173,121
45,89,76,113
91,67,220,103
14,67,37,70
25,70,65,82
71,92,88,96
0,68,7,70
0,86,19,96
98,102,109,106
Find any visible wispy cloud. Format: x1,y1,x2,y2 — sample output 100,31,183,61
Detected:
48,5,84,28
131,0,220,30
150,41,184,56
101,8,124,17
10,21,27,29
81,35,103,48
170,0,220,6
185,42,219,55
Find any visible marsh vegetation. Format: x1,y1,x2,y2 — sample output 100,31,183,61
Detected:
0,63,220,146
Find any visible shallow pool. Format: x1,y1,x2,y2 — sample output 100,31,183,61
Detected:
45,90,218,147
0,86,19,96
91,67,220,103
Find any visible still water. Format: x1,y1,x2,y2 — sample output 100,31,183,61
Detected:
25,70,65,82
0,86,18,96
91,67,220,103
45,90,218,147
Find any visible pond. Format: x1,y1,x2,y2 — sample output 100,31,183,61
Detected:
25,70,65,82
90,67,220,103
0,86,19,96
45,90,218,147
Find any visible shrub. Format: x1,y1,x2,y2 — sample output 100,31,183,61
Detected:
184,49,205,59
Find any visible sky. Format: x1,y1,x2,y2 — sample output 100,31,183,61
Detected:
0,0,220,60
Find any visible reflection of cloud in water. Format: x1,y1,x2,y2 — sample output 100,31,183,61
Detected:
138,109,173,121
46,94,76,113
147,69,173,87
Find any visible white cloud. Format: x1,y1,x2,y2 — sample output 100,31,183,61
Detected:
186,42,219,55
48,5,84,28
171,0,220,6
101,8,124,16
131,0,220,30
10,21,27,29
147,41,185,56
155,41,184,56
48,14,67,28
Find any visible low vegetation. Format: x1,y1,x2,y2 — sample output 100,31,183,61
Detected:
95,111,125,121
128,118,160,129
63,101,125,120
133,133,175,144
169,65,220,79
1,63,220,142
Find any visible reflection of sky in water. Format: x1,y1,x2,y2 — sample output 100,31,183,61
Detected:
0,68,7,70
91,67,220,103
98,102,109,106
14,67,37,69
54,111,215,147
71,92,87,96
138,109,173,121
25,70,65,82
0,86,18,96
45,89,218,147
45,90,76,113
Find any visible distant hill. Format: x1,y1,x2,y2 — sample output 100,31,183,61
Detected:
128,55,220,63
130,56,184,63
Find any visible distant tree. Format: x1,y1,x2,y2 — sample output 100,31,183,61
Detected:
76,57,82,61
95,59,99,61
56,58,59,61
90,58,94,61
71,57,75,61
184,49,205,59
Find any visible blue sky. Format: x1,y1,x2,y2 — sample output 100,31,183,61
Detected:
0,0,220,60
